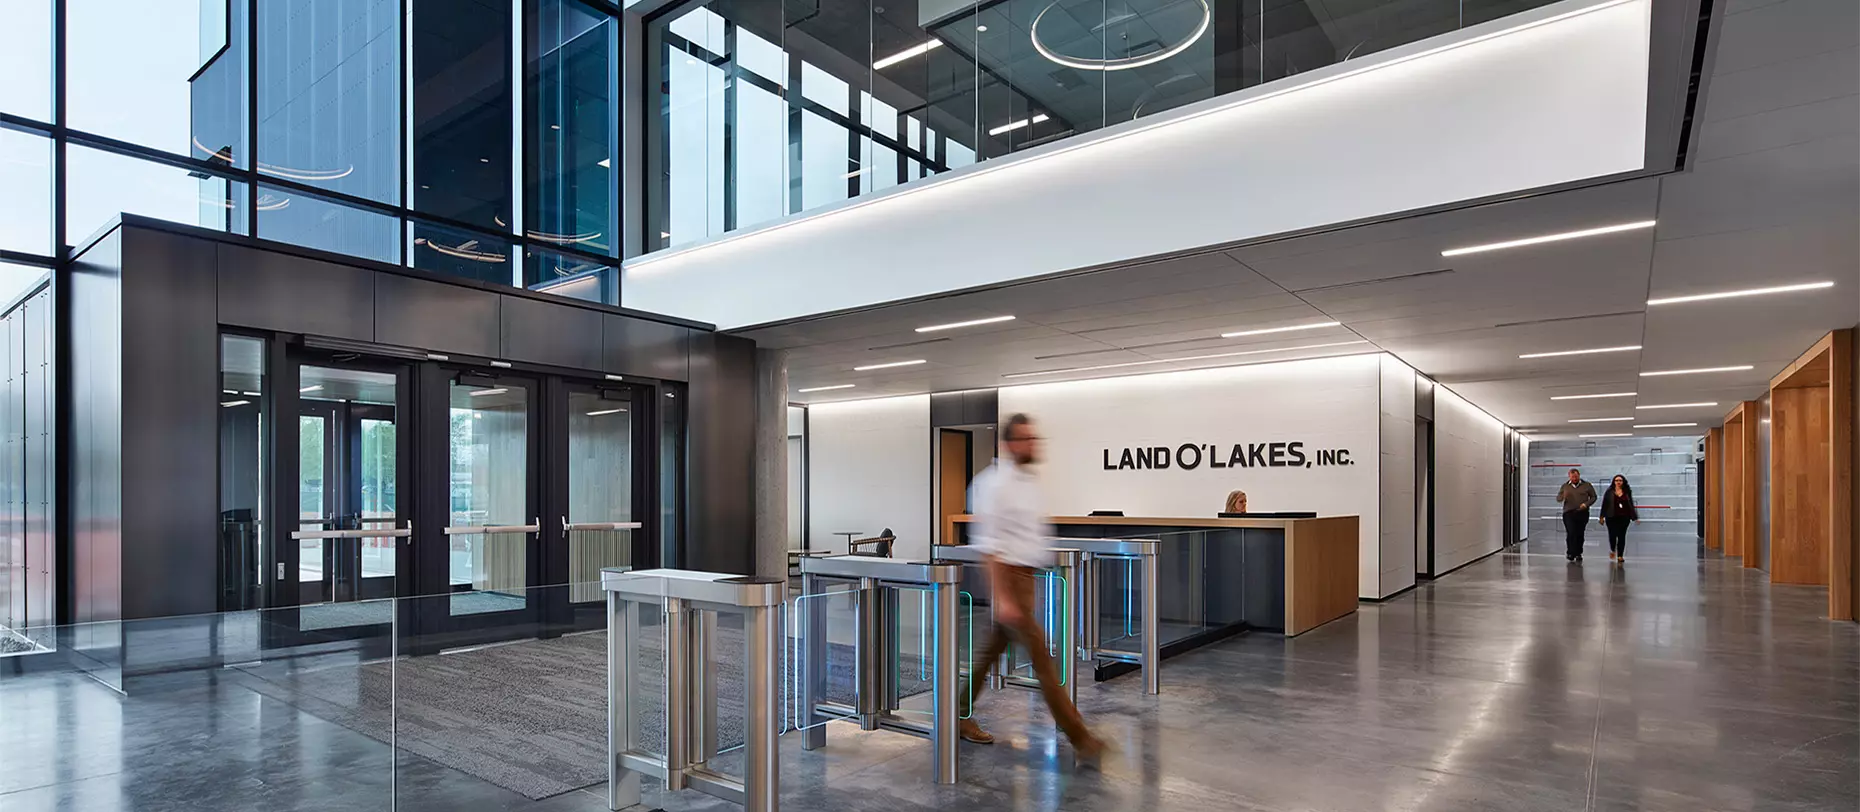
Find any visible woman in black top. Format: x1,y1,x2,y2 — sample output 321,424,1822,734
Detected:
1598,475,1640,562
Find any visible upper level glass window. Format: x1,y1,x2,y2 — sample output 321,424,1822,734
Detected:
0,1,53,121
69,0,248,166
526,0,616,259
642,0,1556,252
66,146,247,247
411,0,513,230
257,0,401,204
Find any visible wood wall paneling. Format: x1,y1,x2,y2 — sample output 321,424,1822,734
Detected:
1766,330,1855,616
1284,516,1360,636
938,431,968,546
1770,385,1830,584
1737,401,1761,569
1705,427,1723,551
1724,410,1746,561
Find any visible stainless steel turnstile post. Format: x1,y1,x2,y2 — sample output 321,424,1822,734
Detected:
930,544,1081,705
1051,538,1162,695
604,568,785,812
797,555,961,784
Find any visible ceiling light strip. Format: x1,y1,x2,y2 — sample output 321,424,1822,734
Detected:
1634,423,1697,428
1518,345,1640,359
1646,281,1834,306
1219,321,1340,339
853,359,928,371
1579,433,1633,438
1639,366,1753,377
1548,392,1635,400
1441,220,1656,257
873,39,943,70
1567,417,1633,423
1635,402,1717,410
798,384,857,393
916,315,1016,333
1002,340,1368,380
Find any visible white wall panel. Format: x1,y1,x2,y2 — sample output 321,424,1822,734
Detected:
624,0,1651,329
995,354,1385,597
1434,387,1507,573
1377,355,1418,597
806,395,931,559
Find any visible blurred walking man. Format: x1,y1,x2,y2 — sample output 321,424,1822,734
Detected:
958,413,1108,764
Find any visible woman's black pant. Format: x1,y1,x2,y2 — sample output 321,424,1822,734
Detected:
1605,517,1632,556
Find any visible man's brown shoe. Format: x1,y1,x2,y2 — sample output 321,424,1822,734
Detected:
959,719,995,744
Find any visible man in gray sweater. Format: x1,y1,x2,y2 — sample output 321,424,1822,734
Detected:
1557,468,1598,562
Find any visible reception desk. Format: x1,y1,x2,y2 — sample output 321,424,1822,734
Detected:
946,515,1359,641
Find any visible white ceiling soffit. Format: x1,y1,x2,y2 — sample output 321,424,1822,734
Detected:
624,0,1652,329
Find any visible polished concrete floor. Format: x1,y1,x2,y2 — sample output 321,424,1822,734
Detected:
3,529,1855,811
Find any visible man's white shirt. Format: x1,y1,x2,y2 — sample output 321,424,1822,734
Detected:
969,458,1053,568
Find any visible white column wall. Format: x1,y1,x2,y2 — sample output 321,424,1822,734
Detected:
1377,355,1418,597
805,395,931,558
1434,387,1508,573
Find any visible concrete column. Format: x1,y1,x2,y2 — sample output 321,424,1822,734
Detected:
752,348,789,579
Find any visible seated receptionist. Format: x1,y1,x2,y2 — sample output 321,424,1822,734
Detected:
1223,490,1248,515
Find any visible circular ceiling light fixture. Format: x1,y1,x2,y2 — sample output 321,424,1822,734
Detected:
1030,0,1210,72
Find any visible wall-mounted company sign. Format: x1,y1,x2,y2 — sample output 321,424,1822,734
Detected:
1102,441,1355,471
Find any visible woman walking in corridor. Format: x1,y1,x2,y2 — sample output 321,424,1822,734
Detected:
1599,474,1640,562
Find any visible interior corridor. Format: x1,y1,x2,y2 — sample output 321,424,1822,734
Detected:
5,529,1853,812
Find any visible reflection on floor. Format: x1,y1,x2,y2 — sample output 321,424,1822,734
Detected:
3,531,1855,811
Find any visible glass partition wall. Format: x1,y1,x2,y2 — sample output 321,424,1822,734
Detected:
642,0,1561,250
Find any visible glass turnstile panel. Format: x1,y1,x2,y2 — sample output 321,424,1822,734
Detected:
890,585,971,723
1003,572,1067,686
787,584,862,733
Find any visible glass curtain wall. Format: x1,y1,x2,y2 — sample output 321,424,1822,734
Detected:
642,0,1555,250
2,0,620,303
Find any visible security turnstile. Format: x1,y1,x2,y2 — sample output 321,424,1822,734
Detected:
930,544,1081,704
796,555,962,784
603,568,785,812
1052,538,1161,695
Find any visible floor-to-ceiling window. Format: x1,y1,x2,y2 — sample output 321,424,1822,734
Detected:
1,0,621,301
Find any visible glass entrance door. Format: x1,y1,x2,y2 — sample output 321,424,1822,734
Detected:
440,374,540,625
564,386,638,605
288,362,407,634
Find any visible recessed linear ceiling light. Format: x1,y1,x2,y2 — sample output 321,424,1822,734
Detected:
467,387,509,397
1580,433,1633,438
586,408,628,416
1567,417,1634,423
916,315,1016,333
1634,423,1697,429
1219,321,1340,339
1647,281,1834,306
300,384,323,393
1518,345,1640,359
221,400,250,408
989,114,1050,136
798,384,856,393
1549,392,1636,400
1640,366,1753,377
853,359,927,371
873,39,942,70
1001,340,1367,379
1440,220,1656,257
1635,402,1717,410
